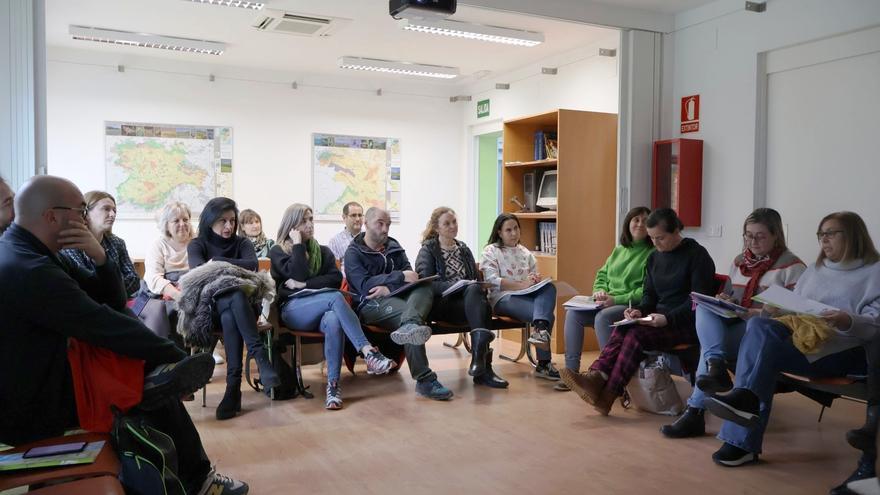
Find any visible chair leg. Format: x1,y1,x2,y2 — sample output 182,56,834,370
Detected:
818,405,826,423
443,333,464,349
500,325,529,363
293,335,314,399
462,332,472,353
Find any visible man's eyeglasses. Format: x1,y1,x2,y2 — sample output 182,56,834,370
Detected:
816,230,845,241
51,206,88,220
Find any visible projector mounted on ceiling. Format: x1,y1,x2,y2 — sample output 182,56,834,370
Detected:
390,0,456,21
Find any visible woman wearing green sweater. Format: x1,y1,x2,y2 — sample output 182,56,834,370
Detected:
561,206,654,377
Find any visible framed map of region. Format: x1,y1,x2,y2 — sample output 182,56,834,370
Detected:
105,121,233,219
312,133,401,221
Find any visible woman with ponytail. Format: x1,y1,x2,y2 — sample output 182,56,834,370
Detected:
268,203,395,410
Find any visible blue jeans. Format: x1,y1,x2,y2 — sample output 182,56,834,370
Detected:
563,305,626,371
280,291,371,382
718,317,866,453
493,283,557,361
687,306,747,409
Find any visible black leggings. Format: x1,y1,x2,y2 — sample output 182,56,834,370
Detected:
215,290,265,386
428,283,491,330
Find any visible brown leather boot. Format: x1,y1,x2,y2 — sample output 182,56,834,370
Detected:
593,388,618,416
559,368,605,405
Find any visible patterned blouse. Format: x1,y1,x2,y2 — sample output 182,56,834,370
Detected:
441,245,468,283
60,233,141,297
480,243,537,307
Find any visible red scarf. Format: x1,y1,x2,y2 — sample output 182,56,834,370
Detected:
736,247,784,308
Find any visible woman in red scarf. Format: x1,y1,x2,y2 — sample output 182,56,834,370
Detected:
661,208,806,439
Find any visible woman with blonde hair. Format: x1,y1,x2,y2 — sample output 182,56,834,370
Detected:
415,207,507,388
269,203,396,410
59,190,140,296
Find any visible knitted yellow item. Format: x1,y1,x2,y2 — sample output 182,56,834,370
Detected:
774,314,835,354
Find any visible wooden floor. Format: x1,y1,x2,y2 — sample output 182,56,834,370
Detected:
188,338,863,494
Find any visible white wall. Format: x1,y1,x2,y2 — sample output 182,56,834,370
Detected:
46,49,463,259
663,0,880,267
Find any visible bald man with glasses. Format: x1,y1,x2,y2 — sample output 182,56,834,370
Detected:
0,176,248,494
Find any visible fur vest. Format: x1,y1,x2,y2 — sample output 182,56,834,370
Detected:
176,261,275,347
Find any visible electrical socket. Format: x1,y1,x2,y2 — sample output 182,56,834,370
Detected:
707,224,723,237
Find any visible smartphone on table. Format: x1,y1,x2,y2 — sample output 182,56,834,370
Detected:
22,441,87,458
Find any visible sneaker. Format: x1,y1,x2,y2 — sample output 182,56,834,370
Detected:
198,469,249,495
213,350,225,365
553,382,571,392
325,381,343,410
534,361,560,381
390,323,432,346
415,379,454,401
364,348,396,375
527,329,551,350
703,388,761,429
712,442,758,467
142,353,215,410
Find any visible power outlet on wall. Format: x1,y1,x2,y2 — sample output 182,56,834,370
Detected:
707,224,723,237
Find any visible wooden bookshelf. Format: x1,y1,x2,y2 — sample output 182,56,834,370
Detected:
500,109,618,353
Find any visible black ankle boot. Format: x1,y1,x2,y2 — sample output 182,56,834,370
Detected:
253,348,281,389
473,349,509,389
830,452,877,495
847,404,879,453
696,357,733,394
216,383,242,421
660,407,706,438
468,328,494,377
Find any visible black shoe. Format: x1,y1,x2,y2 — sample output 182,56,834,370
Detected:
830,453,877,495
847,404,879,453
468,328,493,377
660,407,706,439
712,442,758,467
696,357,733,395
216,384,242,420
704,388,761,429
141,353,215,410
473,349,509,389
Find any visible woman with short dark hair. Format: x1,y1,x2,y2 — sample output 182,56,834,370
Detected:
703,211,879,467
560,208,716,415
187,197,279,420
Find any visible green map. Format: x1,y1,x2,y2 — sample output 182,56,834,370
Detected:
105,122,233,218
312,134,400,220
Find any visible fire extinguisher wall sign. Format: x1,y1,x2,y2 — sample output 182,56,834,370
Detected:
681,94,700,133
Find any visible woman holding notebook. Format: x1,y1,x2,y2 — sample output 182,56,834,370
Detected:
701,211,879,468
558,206,654,391
661,208,805,440
415,207,507,388
269,203,396,410
559,208,716,416
481,212,559,381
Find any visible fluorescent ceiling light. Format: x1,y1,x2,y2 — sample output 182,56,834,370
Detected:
69,26,226,55
400,19,544,47
338,56,459,79
184,0,264,9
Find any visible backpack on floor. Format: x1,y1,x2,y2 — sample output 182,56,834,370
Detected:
110,408,186,495
262,334,299,401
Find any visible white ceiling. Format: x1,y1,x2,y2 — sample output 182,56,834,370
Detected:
587,0,718,15
46,0,620,84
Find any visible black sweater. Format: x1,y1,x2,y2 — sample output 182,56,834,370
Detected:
638,237,716,330
415,238,479,297
0,225,185,445
268,243,342,303
187,231,257,271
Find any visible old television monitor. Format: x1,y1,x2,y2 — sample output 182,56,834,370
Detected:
536,170,557,210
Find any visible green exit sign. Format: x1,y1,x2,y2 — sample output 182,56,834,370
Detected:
477,99,490,118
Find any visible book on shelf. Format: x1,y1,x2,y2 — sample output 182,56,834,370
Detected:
537,221,557,254
690,292,747,319
534,131,545,160
441,279,492,298
545,135,558,159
